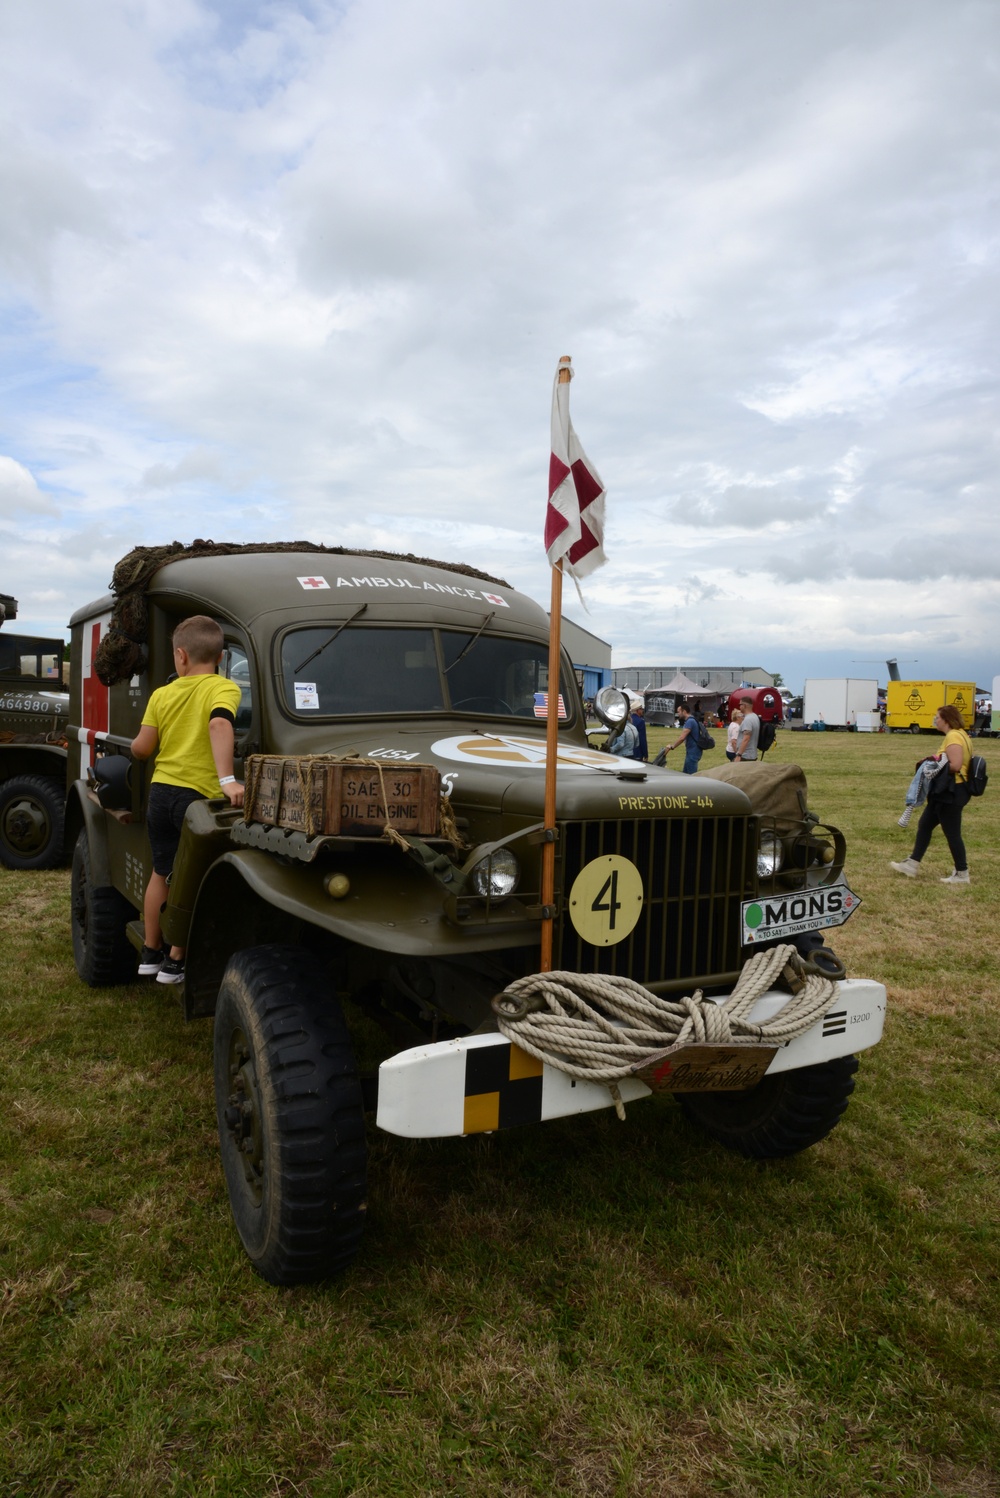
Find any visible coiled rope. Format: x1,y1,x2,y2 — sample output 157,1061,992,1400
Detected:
492,944,839,1118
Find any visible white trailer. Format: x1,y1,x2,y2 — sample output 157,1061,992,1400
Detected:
803,678,880,729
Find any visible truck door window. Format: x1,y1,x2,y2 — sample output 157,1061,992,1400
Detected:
279,628,444,716
220,644,253,734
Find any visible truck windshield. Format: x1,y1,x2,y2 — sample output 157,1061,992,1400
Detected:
0,637,64,681
439,630,559,718
278,627,569,720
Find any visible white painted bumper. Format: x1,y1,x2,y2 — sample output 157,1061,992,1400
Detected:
376,978,887,1139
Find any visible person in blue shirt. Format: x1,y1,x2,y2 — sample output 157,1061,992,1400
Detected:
664,704,702,774
628,697,648,761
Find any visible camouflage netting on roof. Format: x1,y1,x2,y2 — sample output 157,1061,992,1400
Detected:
94,540,511,687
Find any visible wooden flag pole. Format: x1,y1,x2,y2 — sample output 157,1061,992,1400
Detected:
540,355,573,972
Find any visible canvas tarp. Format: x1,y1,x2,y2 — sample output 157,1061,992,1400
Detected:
698,762,811,824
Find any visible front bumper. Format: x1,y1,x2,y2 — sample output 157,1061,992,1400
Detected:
376,977,887,1138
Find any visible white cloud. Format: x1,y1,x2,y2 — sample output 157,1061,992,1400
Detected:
0,0,996,690
0,455,53,516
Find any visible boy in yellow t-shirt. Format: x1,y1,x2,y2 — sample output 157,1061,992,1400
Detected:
130,616,244,984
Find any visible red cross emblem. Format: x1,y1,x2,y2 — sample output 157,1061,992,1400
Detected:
297,575,329,589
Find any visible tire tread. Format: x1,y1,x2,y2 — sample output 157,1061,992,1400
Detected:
679,1055,859,1159
0,773,66,870
213,944,368,1285
71,830,135,986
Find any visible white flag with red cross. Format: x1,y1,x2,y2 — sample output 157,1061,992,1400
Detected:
544,358,607,577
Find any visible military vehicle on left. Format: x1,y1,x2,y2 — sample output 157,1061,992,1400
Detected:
0,592,70,869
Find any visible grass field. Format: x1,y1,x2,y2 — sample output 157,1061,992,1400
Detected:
2,731,999,1496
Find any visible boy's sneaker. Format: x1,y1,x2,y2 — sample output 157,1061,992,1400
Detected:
940,869,970,885
156,955,185,985
138,945,166,976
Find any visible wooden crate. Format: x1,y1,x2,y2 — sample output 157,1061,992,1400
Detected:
245,756,440,838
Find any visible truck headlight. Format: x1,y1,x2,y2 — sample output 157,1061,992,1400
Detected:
469,848,520,899
757,831,784,878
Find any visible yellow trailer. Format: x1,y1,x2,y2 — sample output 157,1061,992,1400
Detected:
885,680,976,733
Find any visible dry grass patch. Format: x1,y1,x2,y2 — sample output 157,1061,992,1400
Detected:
2,733,999,1494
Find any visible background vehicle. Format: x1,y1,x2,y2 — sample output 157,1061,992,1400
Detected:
723,686,784,725
0,594,69,869
802,678,879,730
885,679,976,734
65,544,885,1284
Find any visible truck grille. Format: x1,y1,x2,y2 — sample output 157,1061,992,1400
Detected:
555,816,754,988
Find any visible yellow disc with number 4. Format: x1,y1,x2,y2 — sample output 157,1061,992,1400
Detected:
568,854,644,946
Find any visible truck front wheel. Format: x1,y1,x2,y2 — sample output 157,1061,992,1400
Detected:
678,1055,859,1159
71,830,136,985
213,945,368,1285
0,774,66,869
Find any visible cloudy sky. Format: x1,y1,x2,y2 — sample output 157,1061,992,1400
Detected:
2,0,997,691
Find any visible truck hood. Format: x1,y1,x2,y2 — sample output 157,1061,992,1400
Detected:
277,722,753,822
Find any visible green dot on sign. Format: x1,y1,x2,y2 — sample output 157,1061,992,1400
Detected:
745,903,763,929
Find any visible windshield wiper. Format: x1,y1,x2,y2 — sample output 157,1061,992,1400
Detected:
293,604,368,674
443,612,495,673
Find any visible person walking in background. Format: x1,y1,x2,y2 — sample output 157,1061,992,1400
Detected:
664,703,702,774
890,705,974,884
726,708,743,762
628,695,648,761
734,697,760,761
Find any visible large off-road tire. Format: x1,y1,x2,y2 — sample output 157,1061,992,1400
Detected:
70,830,136,986
213,945,368,1285
678,1055,859,1159
0,774,66,869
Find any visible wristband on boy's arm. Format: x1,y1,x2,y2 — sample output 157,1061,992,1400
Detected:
219,776,236,785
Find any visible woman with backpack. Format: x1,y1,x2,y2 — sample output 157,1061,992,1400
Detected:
664,704,703,774
890,704,974,885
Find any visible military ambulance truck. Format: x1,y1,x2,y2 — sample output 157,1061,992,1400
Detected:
64,546,885,1284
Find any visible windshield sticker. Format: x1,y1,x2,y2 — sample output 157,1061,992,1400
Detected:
741,882,861,944
533,691,567,719
297,576,329,589
294,682,320,709
431,733,619,771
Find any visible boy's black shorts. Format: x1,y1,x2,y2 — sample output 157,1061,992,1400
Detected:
147,784,206,876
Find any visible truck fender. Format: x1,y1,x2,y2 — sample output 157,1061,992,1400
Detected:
64,779,114,887
0,743,68,779
183,847,467,1019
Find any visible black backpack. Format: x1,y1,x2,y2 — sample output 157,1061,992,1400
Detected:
757,719,777,755
697,719,715,750
967,754,988,798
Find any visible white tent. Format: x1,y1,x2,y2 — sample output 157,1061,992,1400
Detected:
659,672,716,697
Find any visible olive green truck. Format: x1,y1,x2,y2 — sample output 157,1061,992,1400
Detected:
6,547,886,1284
0,607,70,869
